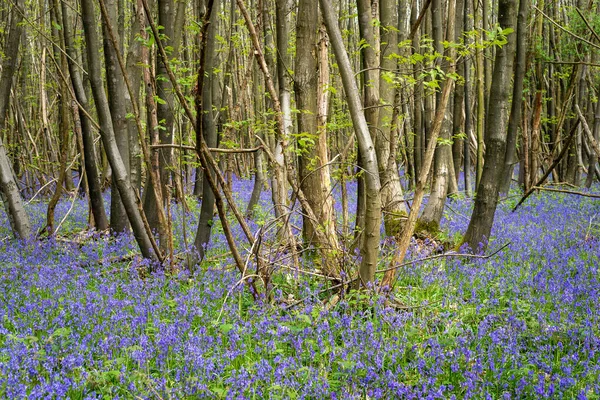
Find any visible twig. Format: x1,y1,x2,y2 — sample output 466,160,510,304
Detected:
512,119,580,212
530,186,600,199
376,241,511,275
150,144,264,153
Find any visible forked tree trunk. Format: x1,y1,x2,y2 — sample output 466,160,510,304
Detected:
61,0,109,231
80,0,158,261
102,0,130,233
0,0,31,240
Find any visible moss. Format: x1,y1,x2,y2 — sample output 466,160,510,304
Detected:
414,218,441,236
384,211,408,236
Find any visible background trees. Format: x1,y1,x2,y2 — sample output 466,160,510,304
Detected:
0,0,599,293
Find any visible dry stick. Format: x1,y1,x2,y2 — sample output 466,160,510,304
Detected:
150,144,263,153
98,0,169,263
575,7,600,45
380,69,456,290
377,242,511,274
575,104,600,158
409,0,432,41
237,0,348,277
533,5,600,51
530,186,600,199
140,0,259,297
512,119,581,212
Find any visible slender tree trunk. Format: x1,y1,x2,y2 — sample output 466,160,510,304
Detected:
412,0,424,178
500,0,528,194
475,0,485,190
585,84,600,188
61,0,109,231
378,0,407,236
420,0,455,228
321,0,382,286
452,0,465,185
80,0,158,261
126,0,144,192
0,0,31,240
194,0,221,260
46,1,71,235
463,0,517,252
102,0,131,233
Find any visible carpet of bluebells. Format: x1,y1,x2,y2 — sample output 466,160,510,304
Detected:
0,178,599,399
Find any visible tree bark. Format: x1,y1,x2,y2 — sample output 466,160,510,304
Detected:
80,0,158,261
194,0,221,261
321,0,382,286
295,0,340,275
500,0,528,194
463,0,517,252
102,0,131,233
378,0,408,236
420,0,455,228
0,0,31,240
61,0,109,231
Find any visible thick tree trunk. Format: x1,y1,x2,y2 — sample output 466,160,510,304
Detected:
295,0,340,275
463,0,517,252
80,0,158,261
0,0,31,240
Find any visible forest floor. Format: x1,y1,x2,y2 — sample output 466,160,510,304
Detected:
0,180,599,399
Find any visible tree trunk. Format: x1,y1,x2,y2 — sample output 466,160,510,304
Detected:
378,0,407,236
420,0,455,228
585,84,600,188
463,0,517,252
295,0,340,275
61,0,109,231
80,0,158,261
321,0,382,286
499,0,528,194
102,0,131,233
194,0,221,261
463,0,473,196
0,0,31,240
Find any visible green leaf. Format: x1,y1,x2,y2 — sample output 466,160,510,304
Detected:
219,324,234,334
